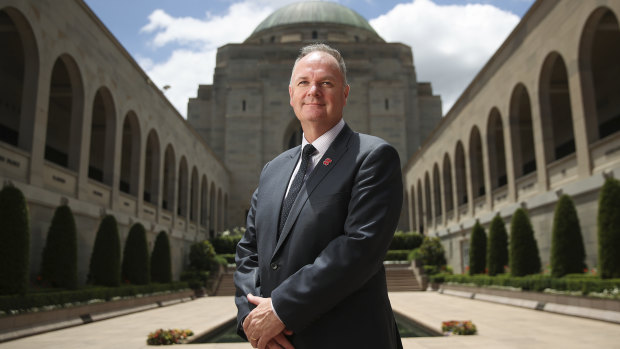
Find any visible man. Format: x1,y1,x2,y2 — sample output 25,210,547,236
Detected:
234,43,403,349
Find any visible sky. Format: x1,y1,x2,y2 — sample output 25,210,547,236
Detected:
84,0,535,118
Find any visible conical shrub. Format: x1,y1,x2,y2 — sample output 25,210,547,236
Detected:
89,215,121,286
487,214,508,276
151,231,172,283
469,220,487,275
598,177,620,279
0,185,30,295
509,208,541,276
40,205,78,289
122,223,150,285
551,195,586,277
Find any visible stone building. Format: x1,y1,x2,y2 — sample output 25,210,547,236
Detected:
404,0,620,273
188,1,442,225
0,0,230,282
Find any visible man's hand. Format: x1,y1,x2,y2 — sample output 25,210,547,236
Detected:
243,294,294,349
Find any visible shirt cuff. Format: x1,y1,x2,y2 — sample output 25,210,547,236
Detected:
270,299,284,324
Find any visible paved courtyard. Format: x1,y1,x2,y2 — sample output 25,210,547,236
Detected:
2,292,620,349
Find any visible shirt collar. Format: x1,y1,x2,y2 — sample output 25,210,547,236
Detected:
301,119,345,155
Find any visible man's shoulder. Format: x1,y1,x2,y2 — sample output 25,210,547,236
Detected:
353,131,394,151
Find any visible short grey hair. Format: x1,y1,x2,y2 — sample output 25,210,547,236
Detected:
290,43,348,86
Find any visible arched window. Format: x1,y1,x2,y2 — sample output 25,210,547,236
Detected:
162,145,175,211
424,172,432,225
144,130,160,204
200,175,208,227
433,164,442,220
0,9,38,151
209,182,216,237
469,126,485,198
539,53,575,163
417,180,424,234
88,87,116,185
190,167,198,222
177,157,188,217
119,112,140,195
455,141,468,206
487,108,507,189
579,8,620,143
45,55,83,170
509,84,536,178
443,153,454,213
409,186,416,232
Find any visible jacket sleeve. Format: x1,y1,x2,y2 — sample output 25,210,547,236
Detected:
233,185,261,340
270,142,403,332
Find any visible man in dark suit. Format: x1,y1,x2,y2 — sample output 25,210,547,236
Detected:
234,43,403,349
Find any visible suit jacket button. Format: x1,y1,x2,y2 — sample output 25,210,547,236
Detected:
270,262,279,270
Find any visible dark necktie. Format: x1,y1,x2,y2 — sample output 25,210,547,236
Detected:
278,144,316,239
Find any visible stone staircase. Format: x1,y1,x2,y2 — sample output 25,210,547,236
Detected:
214,264,422,295
385,264,423,292
214,271,237,296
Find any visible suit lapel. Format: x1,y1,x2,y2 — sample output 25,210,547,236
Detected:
267,146,301,251
272,125,353,257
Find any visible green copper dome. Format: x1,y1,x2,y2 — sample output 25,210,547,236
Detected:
251,1,378,35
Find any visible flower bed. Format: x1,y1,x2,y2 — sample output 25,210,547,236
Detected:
147,329,194,345
441,320,477,335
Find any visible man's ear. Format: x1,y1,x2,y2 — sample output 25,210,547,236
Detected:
289,85,293,107
343,84,350,105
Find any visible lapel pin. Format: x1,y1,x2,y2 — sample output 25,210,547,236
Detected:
323,158,332,166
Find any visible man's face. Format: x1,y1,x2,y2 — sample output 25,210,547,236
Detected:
289,51,350,130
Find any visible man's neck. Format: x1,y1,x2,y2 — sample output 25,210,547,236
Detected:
302,119,342,143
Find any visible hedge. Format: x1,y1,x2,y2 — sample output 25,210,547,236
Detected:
389,232,423,250
151,231,172,284
551,194,586,277
487,214,508,276
0,185,30,295
40,205,78,290
122,223,150,285
385,250,411,261
210,235,242,254
189,240,218,272
598,177,620,279
89,215,121,287
509,208,541,276
220,253,236,265
435,274,620,296
0,282,188,313
469,221,486,275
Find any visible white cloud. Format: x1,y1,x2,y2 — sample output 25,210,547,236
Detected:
370,0,520,114
138,1,278,116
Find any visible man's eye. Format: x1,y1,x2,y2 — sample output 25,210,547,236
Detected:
321,82,332,86
298,81,308,86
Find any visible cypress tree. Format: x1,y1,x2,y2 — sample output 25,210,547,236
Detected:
509,208,541,276
151,231,172,283
40,205,78,289
469,220,487,275
89,215,121,286
551,195,586,277
0,185,30,295
122,223,150,285
598,177,620,279
487,214,508,276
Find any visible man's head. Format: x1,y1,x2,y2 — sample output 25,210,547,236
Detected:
289,44,350,139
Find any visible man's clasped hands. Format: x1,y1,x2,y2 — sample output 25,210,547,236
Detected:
243,294,295,349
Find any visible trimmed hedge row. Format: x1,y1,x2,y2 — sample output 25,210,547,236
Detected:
210,235,242,255
0,282,189,313
385,250,411,261
389,232,423,250
434,274,620,295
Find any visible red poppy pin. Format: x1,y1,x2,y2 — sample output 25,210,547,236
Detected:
323,158,332,166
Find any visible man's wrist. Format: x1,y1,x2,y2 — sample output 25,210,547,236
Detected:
270,299,284,324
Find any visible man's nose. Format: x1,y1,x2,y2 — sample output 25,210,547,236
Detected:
307,83,320,96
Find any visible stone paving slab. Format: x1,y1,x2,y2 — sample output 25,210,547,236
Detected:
2,292,620,348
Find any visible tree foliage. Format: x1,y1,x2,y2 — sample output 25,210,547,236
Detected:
122,223,150,285
469,221,487,275
598,177,620,279
486,214,508,276
40,205,78,289
151,231,172,283
0,185,30,295
509,208,541,276
89,215,121,286
551,194,586,277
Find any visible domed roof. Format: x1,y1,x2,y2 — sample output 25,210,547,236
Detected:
251,1,377,36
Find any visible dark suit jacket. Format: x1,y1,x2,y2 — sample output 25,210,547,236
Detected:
234,124,403,349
